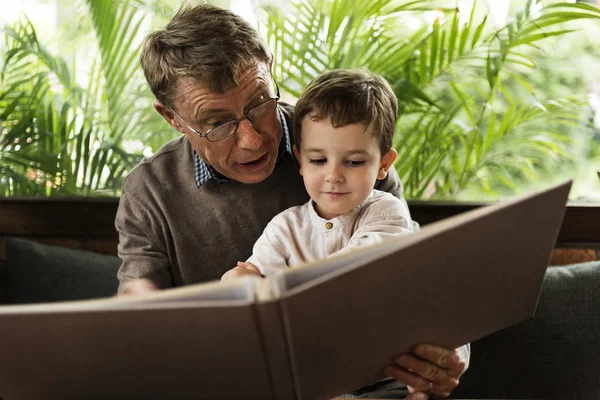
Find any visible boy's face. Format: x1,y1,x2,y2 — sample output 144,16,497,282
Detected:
293,117,397,220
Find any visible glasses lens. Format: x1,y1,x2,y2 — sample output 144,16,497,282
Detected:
207,121,237,142
247,99,278,122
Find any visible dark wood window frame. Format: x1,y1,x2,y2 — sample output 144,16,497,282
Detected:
1,198,599,261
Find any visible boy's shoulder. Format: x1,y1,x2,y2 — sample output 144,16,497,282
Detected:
266,200,312,230
360,189,411,218
360,189,419,231
368,189,407,206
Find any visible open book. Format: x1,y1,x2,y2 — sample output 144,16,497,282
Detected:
0,181,571,400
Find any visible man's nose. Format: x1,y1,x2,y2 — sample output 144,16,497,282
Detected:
236,119,262,150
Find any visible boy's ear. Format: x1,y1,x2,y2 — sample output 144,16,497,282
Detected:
293,145,303,176
377,148,398,180
154,101,185,135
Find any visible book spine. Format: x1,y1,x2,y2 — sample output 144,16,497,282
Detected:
253,300,298,399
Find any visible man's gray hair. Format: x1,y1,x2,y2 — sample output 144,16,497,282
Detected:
140,3,272,108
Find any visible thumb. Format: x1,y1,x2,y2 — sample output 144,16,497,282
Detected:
238,261,261,273
406,391,429,400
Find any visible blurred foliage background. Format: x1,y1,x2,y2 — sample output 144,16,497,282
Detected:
1,0,599,201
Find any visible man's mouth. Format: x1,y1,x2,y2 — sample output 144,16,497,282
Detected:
236,153,269,172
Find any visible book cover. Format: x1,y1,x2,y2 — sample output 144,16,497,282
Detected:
0,180,571,400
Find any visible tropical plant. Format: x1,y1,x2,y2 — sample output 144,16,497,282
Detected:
261,0,600,199
0,0,173,196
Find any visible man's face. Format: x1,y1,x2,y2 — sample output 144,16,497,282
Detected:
161,63,282,184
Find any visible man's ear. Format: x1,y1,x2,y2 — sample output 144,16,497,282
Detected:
377,148,398,180
154,101,185,134
293,145,303,176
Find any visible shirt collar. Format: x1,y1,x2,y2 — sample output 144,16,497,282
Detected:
194,106,292,188
307,191,375,230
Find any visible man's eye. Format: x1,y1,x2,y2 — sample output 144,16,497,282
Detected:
204,119,229,129
246,94,268,110
346,160,365,167
309,159,326,165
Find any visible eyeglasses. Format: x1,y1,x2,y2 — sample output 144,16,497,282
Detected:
170,79,280,142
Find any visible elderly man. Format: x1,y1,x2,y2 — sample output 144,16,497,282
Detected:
116,4,468,399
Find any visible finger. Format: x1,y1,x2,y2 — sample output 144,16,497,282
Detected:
237,261,258,271
237,262,263,276
396,349,461,397
413,344,464,374
232,266,262,278
119,279,158,296
385,365,431,393
406,391,429,400
387,364,455,399
409,382,452,400
221,268,237,281
394,353,452,385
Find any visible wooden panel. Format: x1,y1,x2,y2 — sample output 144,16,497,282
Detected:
0,197,119,237
549,248,599,266
409,201,600,248
0,198,120,255
1,197,599,258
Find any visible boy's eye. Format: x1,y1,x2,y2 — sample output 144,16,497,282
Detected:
346,160,365,167
309,158,326,165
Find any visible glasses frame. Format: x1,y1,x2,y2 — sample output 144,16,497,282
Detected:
170,77,280,143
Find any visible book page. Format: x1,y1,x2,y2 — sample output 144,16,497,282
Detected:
279,232,419,294
0,276,259,314
114,275,259,307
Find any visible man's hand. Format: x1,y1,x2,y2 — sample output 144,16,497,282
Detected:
385,344,467,399
119,278,159,296
221,261,263,282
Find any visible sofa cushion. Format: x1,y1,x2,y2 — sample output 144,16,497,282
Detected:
0,237,121,304
452,261,600,400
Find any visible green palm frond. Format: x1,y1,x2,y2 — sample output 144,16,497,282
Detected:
263,0,600,199
2,0,599,198
0,1,171,196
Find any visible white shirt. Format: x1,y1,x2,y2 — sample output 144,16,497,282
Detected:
247,189,417,276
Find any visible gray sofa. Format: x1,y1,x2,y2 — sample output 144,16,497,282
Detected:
0,237,120,303
1,236,599,399
451,260,600,400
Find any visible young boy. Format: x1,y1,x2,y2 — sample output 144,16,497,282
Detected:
222,69,417,280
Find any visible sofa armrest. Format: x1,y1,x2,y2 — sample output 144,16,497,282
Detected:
0,237,121,304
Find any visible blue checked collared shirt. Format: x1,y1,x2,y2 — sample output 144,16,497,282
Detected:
193,107,292,187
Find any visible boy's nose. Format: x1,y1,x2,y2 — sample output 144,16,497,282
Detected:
325,165,344,183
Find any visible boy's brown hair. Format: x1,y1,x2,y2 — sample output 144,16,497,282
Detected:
293,69,398,155
140,4,271,109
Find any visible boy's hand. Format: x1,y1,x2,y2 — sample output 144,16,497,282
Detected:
221,261,263,282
